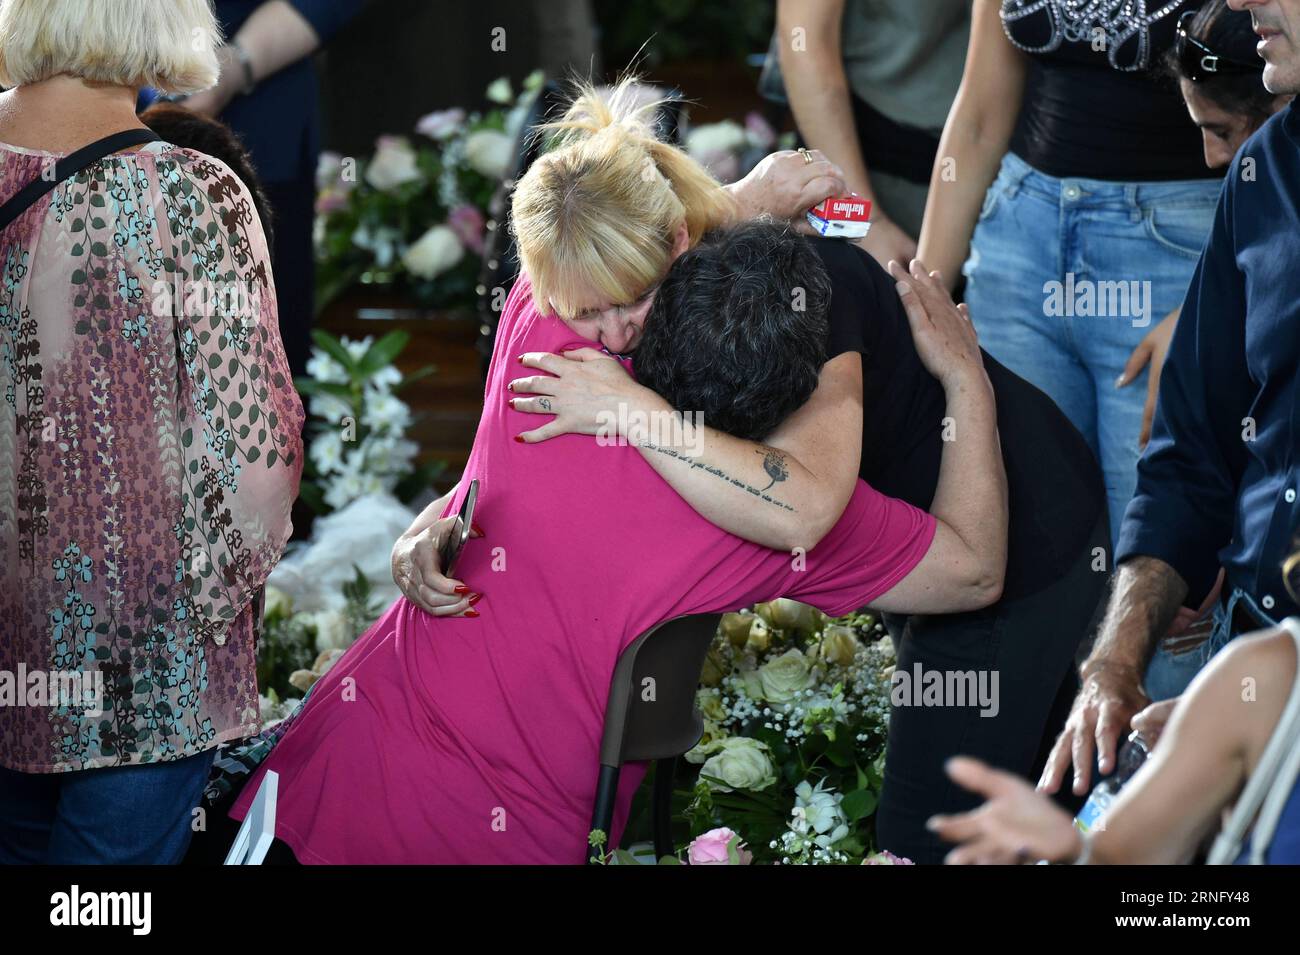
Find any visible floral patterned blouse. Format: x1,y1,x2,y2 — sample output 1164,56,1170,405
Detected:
0,140,304,773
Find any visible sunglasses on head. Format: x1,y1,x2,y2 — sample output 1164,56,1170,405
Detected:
1176,9,1266,84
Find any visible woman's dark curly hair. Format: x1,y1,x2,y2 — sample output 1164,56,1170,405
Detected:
632,220,830,442
1166,2,1277,127
140,103,276,253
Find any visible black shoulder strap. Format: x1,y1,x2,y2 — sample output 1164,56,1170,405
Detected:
0,128,159,232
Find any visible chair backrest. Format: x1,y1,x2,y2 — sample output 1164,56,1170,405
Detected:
599,613,722,767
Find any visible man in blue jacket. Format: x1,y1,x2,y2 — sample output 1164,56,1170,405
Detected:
186,0,369,376
1040,0,1300,799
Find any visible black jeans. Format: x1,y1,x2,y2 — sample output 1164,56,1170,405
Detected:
875,513,1109,864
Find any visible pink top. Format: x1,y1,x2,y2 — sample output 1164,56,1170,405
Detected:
232,277,935,863
0,141,303,773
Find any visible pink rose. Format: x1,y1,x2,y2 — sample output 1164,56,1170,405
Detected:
687,827,753,865
863,850,914,865
745,111,776,151
447,204,487,256
316,191,349,215
416,108,466,141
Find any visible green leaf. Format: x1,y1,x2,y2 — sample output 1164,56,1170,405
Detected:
310,329,356,372
356,330,410,375
841,788,878,823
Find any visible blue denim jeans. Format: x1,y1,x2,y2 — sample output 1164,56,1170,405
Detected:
963,152,1220,549
1143,587,1278,701
0,750,216,864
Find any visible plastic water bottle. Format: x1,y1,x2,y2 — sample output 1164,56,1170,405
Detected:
1074,731,1150,834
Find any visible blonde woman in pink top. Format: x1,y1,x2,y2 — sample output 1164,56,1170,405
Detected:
230,211,1005,863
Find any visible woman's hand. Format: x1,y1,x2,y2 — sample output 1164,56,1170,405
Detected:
887,259,985,390
509,349,663,443
391,516,483,617
1130,698,1179,750
930,757,1085,865
856,215,918,270
1117,307,1179,448
728,148,847,227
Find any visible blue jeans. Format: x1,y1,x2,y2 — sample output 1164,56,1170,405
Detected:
0,750,216,864
1144,587,1278,701
964,152,1220,549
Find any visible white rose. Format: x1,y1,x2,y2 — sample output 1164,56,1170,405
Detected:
463,129,513,179
757,647,814,704
755,598,820,634
262,585,292,621
310,609,352,653
365,136,422,192
485,76,512,104
817,624,860,667
402,224,464,280
685,121,747,160
699,737,777,792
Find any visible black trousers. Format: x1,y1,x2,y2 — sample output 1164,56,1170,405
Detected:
875,513,1109,864
262,179,316,379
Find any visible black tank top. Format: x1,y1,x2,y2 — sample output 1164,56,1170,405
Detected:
1001,0,1219,181
811,237,1106,600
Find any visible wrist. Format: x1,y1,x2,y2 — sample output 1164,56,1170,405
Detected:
1079,656,1143,684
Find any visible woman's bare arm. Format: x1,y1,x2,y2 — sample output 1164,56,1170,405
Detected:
916,0,1027,290
932,627,1295,864
515,350,864,553
865,262,1007,613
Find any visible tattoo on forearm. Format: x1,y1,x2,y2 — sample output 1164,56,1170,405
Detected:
756,448,790,492
643,443,795,512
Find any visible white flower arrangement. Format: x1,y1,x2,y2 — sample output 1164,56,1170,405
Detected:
298,331,439,515
677,601,906,864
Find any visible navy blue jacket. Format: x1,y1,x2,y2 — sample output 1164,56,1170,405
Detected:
215,0,367,183
1117,101,1300,619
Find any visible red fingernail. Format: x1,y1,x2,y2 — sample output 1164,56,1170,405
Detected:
468,593,483,606
514,435,525,443
464,608,480,618
471,521,485,535
516,355,524,363
453,585,470,595
508,397,517,408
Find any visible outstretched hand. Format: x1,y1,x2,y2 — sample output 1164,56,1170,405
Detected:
929,757,1084,865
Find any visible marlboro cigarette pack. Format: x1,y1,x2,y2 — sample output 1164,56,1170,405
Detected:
806,194,873,239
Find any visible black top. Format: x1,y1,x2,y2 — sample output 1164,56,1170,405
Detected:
1002,0,1219,181
812,238,1106,600
1118,103,1300,618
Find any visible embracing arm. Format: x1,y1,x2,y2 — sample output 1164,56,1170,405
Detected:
626,352,864,554
916,0,1026,290
865,261,1007,613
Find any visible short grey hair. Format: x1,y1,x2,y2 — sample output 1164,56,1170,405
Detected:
0,0,222,94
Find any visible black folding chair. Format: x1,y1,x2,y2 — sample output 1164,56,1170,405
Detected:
588,612,722,863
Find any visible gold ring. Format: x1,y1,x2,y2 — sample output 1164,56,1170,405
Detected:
798,147,814,165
